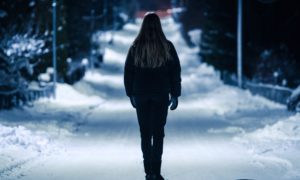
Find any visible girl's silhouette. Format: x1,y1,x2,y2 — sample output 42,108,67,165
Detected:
124,12,181,180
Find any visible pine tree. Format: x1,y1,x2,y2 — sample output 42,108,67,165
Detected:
199,0,237,75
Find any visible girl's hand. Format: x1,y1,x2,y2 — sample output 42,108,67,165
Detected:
130,96,136,108
169,96,178,110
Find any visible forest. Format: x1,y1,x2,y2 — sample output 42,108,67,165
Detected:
180,0,300,88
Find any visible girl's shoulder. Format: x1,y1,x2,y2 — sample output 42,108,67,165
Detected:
166,40,175,50
130,43,136,49
128,44,136,55
166,40,172,46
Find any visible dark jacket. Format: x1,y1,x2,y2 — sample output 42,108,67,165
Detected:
124,41,181,97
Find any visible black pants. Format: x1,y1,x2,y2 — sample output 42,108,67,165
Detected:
135,94,169,175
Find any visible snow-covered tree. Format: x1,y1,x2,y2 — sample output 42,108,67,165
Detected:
0,31,49,109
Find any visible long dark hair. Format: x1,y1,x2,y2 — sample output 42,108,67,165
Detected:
132,12,171,68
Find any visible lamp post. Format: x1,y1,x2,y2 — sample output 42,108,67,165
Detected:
52,0,57,98
82,10,104,70
237,0,243,88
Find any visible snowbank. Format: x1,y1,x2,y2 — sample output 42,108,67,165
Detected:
235,113,300,154
232,113,300,178
39,83,104,107
0,124,51,152
180,85,282,115
0,124,59,177
188,29,202,46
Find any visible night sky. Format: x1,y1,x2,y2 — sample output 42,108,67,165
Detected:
138,0,171,10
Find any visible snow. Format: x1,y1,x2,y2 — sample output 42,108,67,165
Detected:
290,85,300,101
4,34,46,58
0,124,51,152
167,7,186,14
0,15,299,180
40,83,104,106
188,28,201,46
81,58,89,66
234,114,300,179
235,114,300,149
38,73,51,82
92,31,114,45
118,12,129,22
0,124,59,179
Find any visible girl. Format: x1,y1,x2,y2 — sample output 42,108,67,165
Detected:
124,12,181,180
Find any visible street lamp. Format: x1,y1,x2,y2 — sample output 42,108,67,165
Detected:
52,0,57,98
237,0,243,88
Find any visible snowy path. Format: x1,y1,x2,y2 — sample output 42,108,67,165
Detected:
1,17,300,180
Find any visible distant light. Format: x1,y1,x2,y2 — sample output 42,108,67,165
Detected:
58,26,63,31
167,7,186,14
29,1,35,7
82,58,89,65
67,57,72,63
44,48,50,53
47,67,54,74
282,79,287,86
0,10,7,18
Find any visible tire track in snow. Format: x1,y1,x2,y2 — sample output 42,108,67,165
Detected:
0,157,37,180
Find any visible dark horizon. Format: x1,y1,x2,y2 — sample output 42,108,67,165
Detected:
138,0,171,10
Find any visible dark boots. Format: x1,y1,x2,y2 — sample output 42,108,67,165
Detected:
152,160,164,180
145,174,153,180
145,174,164,180
145,174,165,180
152,174,165,180
144,160,165,180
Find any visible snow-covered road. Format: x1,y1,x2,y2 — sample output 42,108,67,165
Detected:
1,17,300,180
